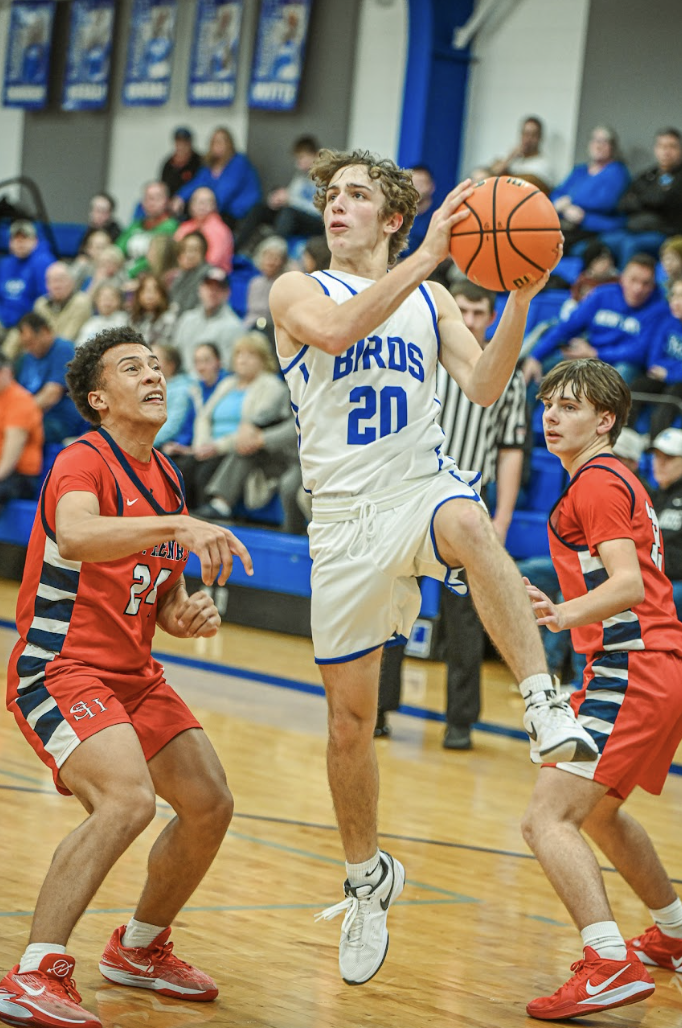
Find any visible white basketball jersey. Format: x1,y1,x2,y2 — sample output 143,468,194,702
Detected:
277,269,455,498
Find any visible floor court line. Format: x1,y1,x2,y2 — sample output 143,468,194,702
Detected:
3,778,677,887
3,622,680,775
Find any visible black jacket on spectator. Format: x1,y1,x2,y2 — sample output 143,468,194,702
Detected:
652,475,682,580
618,162,682,235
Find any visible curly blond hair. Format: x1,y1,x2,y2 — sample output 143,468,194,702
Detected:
311,149,420,266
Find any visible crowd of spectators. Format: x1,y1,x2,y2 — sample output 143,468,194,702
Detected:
2,116,682,614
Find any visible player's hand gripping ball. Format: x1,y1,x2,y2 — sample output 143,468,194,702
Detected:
450,176,562,291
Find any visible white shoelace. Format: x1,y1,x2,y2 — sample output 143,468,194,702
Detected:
314,894,364,944
346,500,378,560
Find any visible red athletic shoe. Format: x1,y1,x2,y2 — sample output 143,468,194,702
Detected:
626,923,682,971
0,954,100,1027
99,926,218,1001
527,946,655,1020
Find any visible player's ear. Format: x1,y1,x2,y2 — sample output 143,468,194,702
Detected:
88,389,107,415
384,211,404,236
597,410,616,437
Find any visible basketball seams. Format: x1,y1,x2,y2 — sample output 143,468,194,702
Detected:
491,178,506,292
462,199,484,278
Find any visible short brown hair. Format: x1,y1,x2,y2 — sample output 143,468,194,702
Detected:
450,280,496,314
311,148,419,266
537,358,631,445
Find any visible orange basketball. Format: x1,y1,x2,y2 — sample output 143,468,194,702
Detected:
449,177,562,292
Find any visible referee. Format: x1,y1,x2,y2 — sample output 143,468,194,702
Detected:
376,281,527,748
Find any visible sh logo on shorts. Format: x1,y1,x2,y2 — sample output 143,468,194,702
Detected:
70,698,108,720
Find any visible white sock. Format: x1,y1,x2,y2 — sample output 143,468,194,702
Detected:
346,849,382,889
581,920,627,961
520,674,555,706
19,943,66,973
122,918,167,949
650,898,682,939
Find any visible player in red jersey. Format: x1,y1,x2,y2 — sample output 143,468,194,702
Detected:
1,327,252,1028
521,358,682,1021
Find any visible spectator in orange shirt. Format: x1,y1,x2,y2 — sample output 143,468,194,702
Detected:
0,351,44,513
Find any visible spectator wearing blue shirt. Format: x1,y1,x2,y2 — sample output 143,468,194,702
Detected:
523,254,666,387
628,277,682,437
173,128,261,229
0,221,53,340
551,126,630,253
602,128,682,268
17,313,86,444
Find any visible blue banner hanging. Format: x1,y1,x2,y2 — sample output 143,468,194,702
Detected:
188,0,243,108
62,0,115,112
122,0,177,107
2,0,56,110
249,0,311,111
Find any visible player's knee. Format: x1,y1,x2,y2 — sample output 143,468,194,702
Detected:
108,785,157,839
436,501,493,566
328,704,374,750
520,807,539,852
198,780,234,838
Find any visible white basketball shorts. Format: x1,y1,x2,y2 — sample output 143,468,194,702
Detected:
309,469,483,664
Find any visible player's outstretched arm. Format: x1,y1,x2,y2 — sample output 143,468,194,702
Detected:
157,578,222,638
55,492,253,586
435,272,550,406
270,180,476,358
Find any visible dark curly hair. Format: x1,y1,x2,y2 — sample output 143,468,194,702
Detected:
66,326,151,425
311,149,420,266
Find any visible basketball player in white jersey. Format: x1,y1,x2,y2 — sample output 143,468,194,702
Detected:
269,150,598,986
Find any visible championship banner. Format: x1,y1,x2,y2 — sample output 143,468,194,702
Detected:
122,0,177,107
2,1,56,110
248,0,311,111
62,0,115,112
188,0,243,108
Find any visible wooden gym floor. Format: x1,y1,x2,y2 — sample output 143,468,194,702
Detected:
1,579,681,1028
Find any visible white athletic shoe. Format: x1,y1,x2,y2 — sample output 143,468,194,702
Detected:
524,691,599,764
315,851,405,985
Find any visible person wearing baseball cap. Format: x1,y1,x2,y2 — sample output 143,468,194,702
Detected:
650,427,682,617
161,126,203,197
173,265,242,369
0,220,53,345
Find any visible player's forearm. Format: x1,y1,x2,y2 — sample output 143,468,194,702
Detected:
57,513,188,563
492,449,523,529
556,575,645,631
468,294,530,405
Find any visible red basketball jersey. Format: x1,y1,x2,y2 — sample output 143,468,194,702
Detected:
7,428,189,706
549,453,682,657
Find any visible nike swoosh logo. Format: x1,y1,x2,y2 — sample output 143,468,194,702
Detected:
380,857,394,911
20,983,46,997
585,965,629,995
365,862,380,878
672,955,682,969
124,958,154,972
527,723,538,741
126,498,139,506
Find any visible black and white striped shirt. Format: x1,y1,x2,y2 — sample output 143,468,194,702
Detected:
436,365,527,486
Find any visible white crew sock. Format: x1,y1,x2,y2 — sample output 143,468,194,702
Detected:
122,917,167,949
581,920,627,961
650,898,682,939
19,943,66,973
346,849,383,889
520,673,555,706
